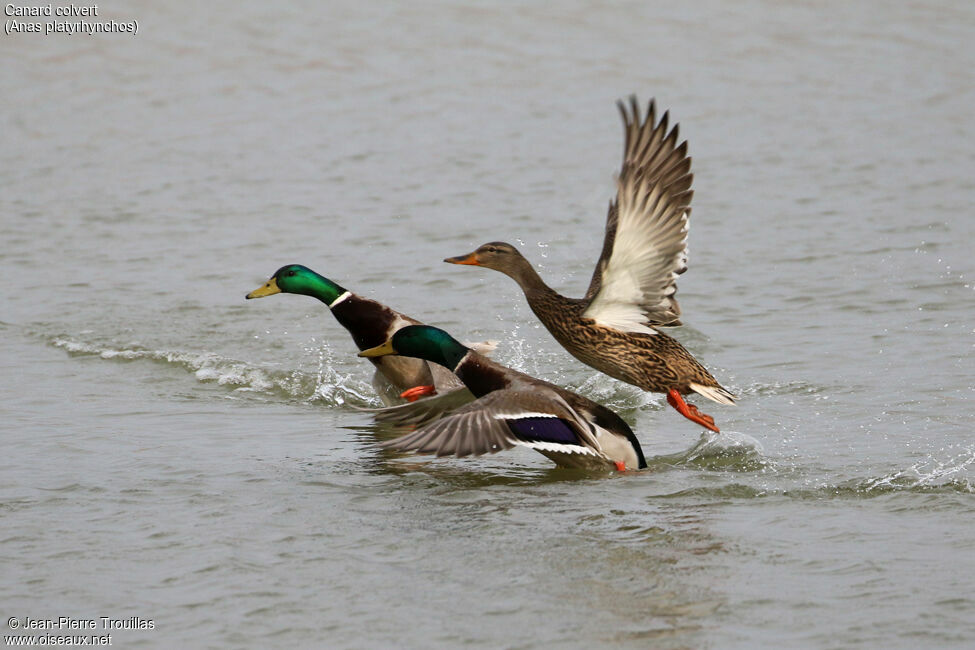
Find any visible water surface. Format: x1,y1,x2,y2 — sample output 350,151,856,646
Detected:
2,1,974,647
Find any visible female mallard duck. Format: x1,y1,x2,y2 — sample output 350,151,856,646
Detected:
444,97,734,432
246,264,486,407
360,325,647,471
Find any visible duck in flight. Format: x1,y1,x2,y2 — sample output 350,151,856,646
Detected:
360,325,647,471
444,97,734,432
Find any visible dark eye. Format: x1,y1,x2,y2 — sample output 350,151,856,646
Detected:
287,270,296,277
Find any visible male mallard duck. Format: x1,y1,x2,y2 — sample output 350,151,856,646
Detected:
246,264,485,407
360,325,647,471
444,97,734,432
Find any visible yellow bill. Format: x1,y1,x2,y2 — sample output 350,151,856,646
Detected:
357,339,397,358
246,277,281,299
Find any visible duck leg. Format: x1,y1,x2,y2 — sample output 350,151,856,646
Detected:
400,385,436,402
666,389,720,433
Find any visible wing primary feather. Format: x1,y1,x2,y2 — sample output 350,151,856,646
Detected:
381,393,531,459
414,427,446,454
584,96,695,328
435,425,461,457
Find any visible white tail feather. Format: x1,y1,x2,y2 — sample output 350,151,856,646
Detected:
689,382,736,405
463,340,499,357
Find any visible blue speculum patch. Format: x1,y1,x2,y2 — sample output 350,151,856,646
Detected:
506,417,578,445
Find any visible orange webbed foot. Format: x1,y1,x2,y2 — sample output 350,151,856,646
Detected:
666,389,720,433
400,385,436,402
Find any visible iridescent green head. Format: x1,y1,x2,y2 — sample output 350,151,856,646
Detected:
246,264,347,306
358,325,469,370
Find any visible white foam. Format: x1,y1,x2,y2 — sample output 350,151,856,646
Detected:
50,336,375,406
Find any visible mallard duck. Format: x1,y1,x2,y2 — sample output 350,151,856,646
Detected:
444,97,734,432
246,264,486,407
359,325,647,471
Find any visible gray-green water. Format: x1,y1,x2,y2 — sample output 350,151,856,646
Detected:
3,1,974,647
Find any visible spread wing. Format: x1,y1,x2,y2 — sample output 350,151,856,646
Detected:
361,387,478,427
381,389,601,459
583,96,693,331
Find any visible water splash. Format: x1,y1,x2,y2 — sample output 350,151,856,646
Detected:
49,335,377,407
654,430,769,471
569,373,657,411
858,447,975,493
308,338,376,405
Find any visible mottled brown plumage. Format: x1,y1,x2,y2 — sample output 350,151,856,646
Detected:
445,97,734,432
